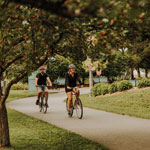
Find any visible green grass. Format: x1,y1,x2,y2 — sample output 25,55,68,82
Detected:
7,90,57,102
81,88,150,119
0,109,106,150
0,90,107,150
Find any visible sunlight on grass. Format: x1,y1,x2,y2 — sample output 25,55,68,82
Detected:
81,88,150,119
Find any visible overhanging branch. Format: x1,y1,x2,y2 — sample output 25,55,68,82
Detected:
2,70,27,103
9,0,74,18
1,55,23,76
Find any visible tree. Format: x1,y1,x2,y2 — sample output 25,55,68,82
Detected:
47,55,88,84
1,0,150,147
47,55,70,82
101,51,129,83
0,1,87,146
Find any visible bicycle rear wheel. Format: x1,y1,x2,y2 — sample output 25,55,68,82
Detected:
66,98,73,117
74,98,83,119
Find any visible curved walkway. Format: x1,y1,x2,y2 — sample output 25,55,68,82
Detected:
8,88,150,150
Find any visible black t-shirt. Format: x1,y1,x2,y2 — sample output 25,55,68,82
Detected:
65,72,81,88
36,73,48,85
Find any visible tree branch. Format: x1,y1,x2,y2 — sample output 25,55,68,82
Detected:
0,36,25,76
9,0,74,18
0,55,23,76
1,0,9,8
2,70,27,103
11,37,25,48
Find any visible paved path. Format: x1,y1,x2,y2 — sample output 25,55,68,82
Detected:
8,88,150,150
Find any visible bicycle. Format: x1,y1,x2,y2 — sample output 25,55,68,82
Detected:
37,85,48,114
66,87,83,119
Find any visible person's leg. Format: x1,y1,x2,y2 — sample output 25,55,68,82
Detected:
36,90,42,105
45,90,48,101
38,90,42,99
66,92,73,110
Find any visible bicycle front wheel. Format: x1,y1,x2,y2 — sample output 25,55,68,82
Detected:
39,97,43,112
39,95,47,114
74,98,83,119
43,96,47,114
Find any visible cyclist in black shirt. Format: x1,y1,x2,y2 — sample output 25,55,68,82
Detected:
65,64,82,114
35,66,52,106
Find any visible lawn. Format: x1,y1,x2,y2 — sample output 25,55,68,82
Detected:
81,88,150,119
7,90,57,102
0,90,107,150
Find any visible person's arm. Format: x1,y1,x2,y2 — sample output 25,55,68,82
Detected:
35,77,39,87
65,73,71,89
47,77,52,87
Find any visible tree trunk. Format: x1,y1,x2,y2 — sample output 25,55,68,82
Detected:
130,68,135,80
136,68,141,78
145,69,148,78
0,100,10,147
107,77,114,83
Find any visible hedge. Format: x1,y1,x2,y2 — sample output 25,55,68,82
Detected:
117,80,133,91
137,78,150,88
92,80,133,96
109,82,118,94
92,83,109,96
11,83,28,90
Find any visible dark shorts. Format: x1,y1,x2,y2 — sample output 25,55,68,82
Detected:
65,87,74,93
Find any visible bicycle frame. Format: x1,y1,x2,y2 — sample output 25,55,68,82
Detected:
37,85,48,113
66,87,83,119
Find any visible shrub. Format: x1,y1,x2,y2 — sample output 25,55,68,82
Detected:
109,82,118,94
11,83,28,90
101,84,110,95
117,80,133,91
92,83,102,96
92,83,110,96
137,78,150,88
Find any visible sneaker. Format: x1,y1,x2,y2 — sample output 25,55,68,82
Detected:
45,102,49,108
68,108,72,116
68,110,71,116
36,99,39,105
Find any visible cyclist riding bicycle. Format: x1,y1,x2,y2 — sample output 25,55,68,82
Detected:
35,66,52,107
65,64,82,115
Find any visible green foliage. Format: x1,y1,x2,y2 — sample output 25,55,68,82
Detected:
92,83,101,96
92,83,110,96
47,56,70,82
137,78,150,88
92,80,134,96
117,80,133,91
102,52,129,82
109,82,118,94
46,55,87,82
11,83,28,90
101,84,110,95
